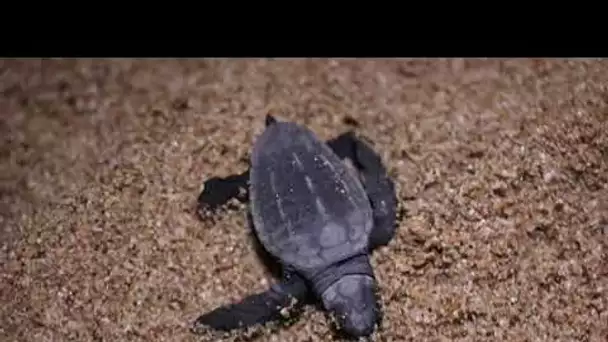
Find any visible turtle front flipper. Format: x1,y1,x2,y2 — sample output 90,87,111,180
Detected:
325,131,358,161
327,131,398,250
191,270,309,334
197,170,250,214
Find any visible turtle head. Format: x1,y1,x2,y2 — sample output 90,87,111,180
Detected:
321,274,381,338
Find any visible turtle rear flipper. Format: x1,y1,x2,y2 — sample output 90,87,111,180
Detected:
197,170,249,214
192,270,309,333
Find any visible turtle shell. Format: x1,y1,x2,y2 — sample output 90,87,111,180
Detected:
249,122,374,275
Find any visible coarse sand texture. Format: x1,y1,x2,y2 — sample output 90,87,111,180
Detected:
1,59,607,341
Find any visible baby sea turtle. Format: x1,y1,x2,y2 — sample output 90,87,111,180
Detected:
192,115,398,339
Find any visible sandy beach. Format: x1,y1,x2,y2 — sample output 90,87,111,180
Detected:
1,59,606,341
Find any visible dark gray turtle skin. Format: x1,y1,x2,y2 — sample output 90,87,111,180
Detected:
192,115,399,339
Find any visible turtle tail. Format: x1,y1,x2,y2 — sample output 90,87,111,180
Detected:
265,114,278,127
